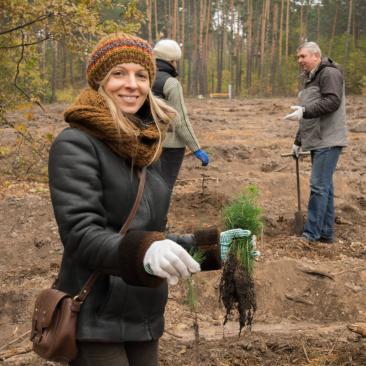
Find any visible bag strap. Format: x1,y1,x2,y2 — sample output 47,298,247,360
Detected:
119,166,147,235
74,166,147,303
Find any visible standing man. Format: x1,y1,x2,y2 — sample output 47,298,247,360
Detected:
284,41,347,243
152,39,209,194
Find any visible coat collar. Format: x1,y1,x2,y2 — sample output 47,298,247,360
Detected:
156,59,178,77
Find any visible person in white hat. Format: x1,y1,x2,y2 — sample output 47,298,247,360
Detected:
152,39,209,197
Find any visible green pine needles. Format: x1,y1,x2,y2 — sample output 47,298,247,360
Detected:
222,184,263,237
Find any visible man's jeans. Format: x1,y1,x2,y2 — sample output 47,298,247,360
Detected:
303,147,342,242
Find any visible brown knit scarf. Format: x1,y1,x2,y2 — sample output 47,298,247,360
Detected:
64,89,168,167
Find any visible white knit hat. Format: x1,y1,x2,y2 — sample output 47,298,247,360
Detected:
153,39,182,62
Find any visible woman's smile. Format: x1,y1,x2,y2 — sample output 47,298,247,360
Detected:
104,63,150,114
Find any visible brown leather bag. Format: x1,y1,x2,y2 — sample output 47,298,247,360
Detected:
30,167,147,363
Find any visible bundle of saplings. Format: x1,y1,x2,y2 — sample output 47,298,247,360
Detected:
219,185,262,335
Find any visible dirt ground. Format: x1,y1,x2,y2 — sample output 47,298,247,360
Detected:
0,96,365,365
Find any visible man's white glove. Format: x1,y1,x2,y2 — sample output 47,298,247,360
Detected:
143,239,201,286
284,106,304,121
292,144,302,158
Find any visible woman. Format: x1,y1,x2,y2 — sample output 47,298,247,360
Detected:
49,32,247,366
152,39,209,194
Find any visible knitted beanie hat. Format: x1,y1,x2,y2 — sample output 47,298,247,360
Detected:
87,32,156,90
153,39,182,62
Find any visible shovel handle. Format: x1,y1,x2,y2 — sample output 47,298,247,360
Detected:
281,151,310,158
296,158,301,211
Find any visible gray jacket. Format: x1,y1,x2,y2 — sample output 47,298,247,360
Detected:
152,59,201,151
295,57,347,150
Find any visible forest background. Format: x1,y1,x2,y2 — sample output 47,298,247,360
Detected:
1,0,366,110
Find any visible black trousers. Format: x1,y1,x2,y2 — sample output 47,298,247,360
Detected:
159,147,186,194
70,340,159,366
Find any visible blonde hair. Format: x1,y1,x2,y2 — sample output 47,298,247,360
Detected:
97,67,176,165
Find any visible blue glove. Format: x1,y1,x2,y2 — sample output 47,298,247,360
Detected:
193,149,209,166
220,229,260,261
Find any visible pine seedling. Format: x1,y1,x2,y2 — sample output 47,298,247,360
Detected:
185,248,205,364
186,248,205,310
220,185,263,335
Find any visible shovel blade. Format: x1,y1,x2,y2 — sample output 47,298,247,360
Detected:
294,211,305,236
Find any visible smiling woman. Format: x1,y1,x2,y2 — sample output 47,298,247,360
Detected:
45,32,236,366
103,63,150,114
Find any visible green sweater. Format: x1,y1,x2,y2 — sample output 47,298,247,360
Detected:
162,77,201,152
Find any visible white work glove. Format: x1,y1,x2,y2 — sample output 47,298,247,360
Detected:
143,239,201,286
292,144,302,158
284,106,304,121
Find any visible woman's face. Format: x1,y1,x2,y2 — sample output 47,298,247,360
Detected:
104,63,150,114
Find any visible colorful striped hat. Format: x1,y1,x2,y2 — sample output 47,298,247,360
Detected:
87,33,156,90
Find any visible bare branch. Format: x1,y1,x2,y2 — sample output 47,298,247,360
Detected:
0,13,53,36
13,31,45,112
0,36,49,49
0,113,47,160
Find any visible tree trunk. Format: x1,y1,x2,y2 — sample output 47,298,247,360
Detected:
278,0,284,93
328,2,339,57
270,2,278,95
304,0,309,41
181,0,185,48
229,0,235,96
172,0,178,40
285,0,290,94
190,0,198,95
217,29,224,94
316,2,320,43
40,38,47,81
202,0,211,96
253,2,263,84
246,0,253,93
146,0,152,43
154,0,159,40
259,0,270,93
51,39,58,102
299,1,304,42
61,42,67,89
198,0,205,94
235,1,244,96
167,0,172,38
344,0,353,77
180,0,185,82
69,52,75,89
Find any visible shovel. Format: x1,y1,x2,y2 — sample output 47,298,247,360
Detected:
281,151,310,236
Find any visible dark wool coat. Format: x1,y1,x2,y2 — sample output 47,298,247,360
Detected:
49,127,220,343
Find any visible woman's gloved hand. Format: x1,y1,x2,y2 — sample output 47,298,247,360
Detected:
220,229,260,261
193,149,209,166
143,239,201,285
